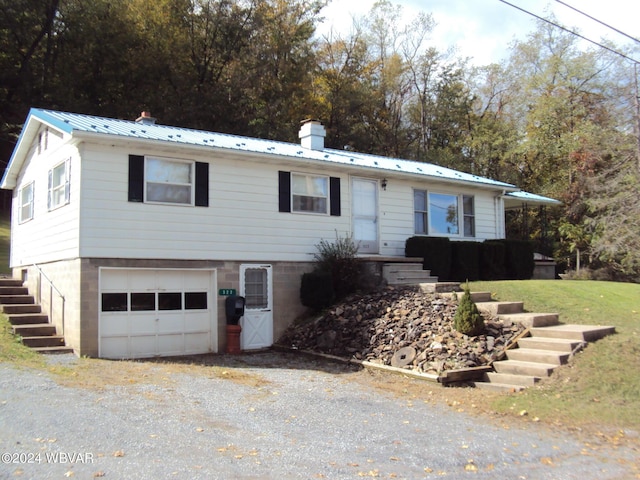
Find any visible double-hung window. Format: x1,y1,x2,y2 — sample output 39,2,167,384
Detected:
145,157,193,205
463,195,475,237
291,173,328,214
48,159,70,210
19,182,34,223
413,190,475,238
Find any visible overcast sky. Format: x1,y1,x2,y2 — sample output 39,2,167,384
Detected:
316,0,640,65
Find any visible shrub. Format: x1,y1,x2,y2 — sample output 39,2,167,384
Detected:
480,241,507,280
300,270,335,311
313,231,361,299
504,240,535,279
450,241,480,282
405,236,451,280
453,283,485,336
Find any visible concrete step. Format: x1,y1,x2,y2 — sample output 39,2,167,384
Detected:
517,336,583,352
386,271,438,284
2,304,42,314
439,291,493,302
382,263,425,273
7,313,50,325
0,295,35,305
476,301,524,316
530,324,616,342
472,381,525,393
493,359,558,377
0,279,24,287
499,312,560,328
506,348,570,365
0,286,29,296
22,335,67,348
12,323,57,337
484,371,540,387
32,346,74,354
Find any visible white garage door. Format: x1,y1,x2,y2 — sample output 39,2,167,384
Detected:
99,268,217,359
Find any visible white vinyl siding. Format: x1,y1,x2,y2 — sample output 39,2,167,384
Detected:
10,144,80,267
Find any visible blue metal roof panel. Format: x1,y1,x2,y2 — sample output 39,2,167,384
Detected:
31,108,516,189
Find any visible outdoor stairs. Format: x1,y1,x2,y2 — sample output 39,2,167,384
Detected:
0,278,72,354
383,262,438,286
468,291,615,392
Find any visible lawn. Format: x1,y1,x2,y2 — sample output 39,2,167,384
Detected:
0,216,10,275
470,280,640,435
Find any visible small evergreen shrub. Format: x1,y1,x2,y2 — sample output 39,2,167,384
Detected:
300,270,335,311
453,283,485,336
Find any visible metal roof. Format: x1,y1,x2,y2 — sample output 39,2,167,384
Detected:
2,108,520,191
504,191,563,209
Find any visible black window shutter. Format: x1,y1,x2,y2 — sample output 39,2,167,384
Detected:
128,155,144,202
195,162,209,207
330,177,341,216
278,171,291,212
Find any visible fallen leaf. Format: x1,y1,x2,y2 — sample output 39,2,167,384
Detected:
64,471,75,478
541,457,554,465
196,427,204,432
93,472,106,478
113,450,125,457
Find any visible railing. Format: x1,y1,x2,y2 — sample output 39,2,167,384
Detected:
33,264,66,336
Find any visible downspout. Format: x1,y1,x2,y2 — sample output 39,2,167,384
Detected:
495,191,506,239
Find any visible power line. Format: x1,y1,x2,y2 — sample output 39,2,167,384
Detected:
554,0,640,47
497,0,640,64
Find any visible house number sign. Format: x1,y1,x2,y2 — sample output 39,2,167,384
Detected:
218,289,237,296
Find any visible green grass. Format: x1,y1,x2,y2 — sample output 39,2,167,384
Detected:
0,314,45,368
470,280,640,434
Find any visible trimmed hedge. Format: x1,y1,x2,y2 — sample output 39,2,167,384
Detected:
450,241,480,282
406,237,535,281
480,240,507,280
405,236,451,280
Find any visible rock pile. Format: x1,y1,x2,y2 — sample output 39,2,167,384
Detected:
278,286,526,374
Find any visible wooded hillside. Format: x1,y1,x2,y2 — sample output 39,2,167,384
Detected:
1,0,638,280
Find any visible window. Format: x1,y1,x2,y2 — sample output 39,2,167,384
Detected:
291,173,328,214
102,293,128,312
414,190,428,234
413,191,476,238
244,268,268,309
19,182,34,223
145,157,193,205
48,159,70,210
131,293,155,311
128,155,209,206
278,171,341,216
185,292,208,310
463,195,475,237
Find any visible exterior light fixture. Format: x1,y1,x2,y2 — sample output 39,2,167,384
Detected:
381,178,387,190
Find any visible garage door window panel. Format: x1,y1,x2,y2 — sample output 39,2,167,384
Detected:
159,292,182,310
102,293,128,312
131,293,156,311
185,292,208,310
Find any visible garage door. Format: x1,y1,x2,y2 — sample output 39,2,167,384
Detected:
99,268,217,359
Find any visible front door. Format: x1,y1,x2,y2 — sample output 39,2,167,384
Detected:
239,264,273,350
352,177,379,254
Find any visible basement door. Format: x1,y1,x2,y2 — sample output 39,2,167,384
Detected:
352,177,379,254
239,264,273,350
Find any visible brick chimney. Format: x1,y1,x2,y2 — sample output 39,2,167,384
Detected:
135,111,156,126
299,119,326,151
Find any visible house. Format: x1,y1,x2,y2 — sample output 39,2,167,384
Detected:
0,108,559,359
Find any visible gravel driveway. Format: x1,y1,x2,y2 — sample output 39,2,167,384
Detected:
0,351,636,479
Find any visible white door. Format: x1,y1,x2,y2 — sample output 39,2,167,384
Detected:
99,268,216,359
239,264,273,350
352,178,379,254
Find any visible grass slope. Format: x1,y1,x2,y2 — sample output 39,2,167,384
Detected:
0,216,10,275
470,280,640,434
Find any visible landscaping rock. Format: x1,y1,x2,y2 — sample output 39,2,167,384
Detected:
279,286,526,374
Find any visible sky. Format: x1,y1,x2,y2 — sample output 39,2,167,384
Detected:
316,0,640,66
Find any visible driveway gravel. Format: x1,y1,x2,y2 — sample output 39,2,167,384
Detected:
0,351,637,479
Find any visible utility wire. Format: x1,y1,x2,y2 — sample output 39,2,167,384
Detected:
497,0,640,64
554,0,640,47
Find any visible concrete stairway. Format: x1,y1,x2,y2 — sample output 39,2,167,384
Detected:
0,278,72,354
471,293,615,392
383,263,438,286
